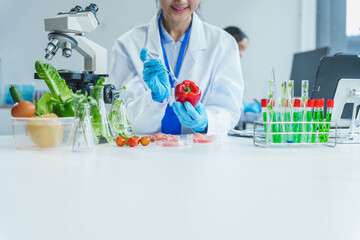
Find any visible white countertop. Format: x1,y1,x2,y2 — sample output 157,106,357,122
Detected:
0,135,360,240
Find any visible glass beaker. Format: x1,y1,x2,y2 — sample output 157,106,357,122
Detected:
108,89,134,138
90,85,114,144
73,103,96,149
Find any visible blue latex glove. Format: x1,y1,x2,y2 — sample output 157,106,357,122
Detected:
173,101,208,132
140,47,170,102
243,102,261,113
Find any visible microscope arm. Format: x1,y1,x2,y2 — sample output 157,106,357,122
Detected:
73,35,107,74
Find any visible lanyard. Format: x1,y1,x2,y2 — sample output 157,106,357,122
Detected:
158,13,192,88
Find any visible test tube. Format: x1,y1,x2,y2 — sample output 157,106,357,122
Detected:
305,99,314,143
312,99,324,143
324,99,334,142
292,99,301,143
267,69,278,143
280,81,287,143
261,99,270,142
300,80,309,142
318,99,325,143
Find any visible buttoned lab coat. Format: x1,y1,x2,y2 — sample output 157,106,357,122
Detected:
109,11,244,135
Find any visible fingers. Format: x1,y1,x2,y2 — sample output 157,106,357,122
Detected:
173,102,192,122
143,63,165,76
144,59,163,67
140,47,148,62
195,103,206,115
184,101,200,120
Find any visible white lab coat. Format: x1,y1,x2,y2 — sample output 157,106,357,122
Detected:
109,11,244,136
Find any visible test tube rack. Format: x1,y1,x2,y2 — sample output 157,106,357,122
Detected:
253,121,337,147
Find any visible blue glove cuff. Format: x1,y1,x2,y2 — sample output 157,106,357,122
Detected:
192,120,208,132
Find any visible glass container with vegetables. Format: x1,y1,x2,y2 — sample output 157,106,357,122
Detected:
73,103,96,149
90,78,113,144
108,87,135,139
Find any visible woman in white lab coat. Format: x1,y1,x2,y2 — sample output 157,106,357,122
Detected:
109,0,244,135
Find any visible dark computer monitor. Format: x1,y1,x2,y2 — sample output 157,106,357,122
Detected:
312,54,360,127
290,47,330,97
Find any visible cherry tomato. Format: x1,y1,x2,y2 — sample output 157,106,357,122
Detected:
140,136,151,146
127,137,140,147
115,136,126,147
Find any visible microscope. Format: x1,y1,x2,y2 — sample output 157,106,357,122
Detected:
36,3,115,103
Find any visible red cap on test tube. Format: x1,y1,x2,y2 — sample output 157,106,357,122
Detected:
306,99,315,108
314,98,325,108
293,99,301,107
327,99,334,108
261,99,270,107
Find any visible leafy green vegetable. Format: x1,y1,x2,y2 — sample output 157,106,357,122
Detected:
108,96,135,139
35,61,73,103
67,91,98,121
90,78,113,144
34,93,60,116
95,77,105,86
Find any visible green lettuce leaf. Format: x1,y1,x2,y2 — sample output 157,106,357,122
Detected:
95,77,105,86
35,93,60,116
35,60,73,102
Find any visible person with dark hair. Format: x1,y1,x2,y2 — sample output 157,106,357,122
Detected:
110,0,244,136
224,26,259,130
224,26,249,58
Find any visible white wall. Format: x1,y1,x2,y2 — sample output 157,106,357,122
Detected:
0,0,315,104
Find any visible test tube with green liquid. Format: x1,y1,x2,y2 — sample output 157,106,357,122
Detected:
312,99,324,143
318,99,325,142
292,99,301,142
280,82,288,143
267,68,279,143
299,80,309,143
305,99,314,143
286,80,294,142
261,99,270,142
324,99,334,142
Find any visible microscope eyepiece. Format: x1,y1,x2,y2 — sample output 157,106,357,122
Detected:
85,4,98,13
70,5,83,14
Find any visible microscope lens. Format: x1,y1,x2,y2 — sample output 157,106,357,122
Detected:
62,42,72,58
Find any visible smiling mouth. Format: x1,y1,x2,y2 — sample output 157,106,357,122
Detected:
171,6,189,11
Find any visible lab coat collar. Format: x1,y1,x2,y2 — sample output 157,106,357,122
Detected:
146,10,207,59
188,11,207,52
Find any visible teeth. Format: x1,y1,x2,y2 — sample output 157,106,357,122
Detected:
173,6,186,10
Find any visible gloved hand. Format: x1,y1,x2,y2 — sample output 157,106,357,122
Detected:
243,101,261,113
140,47,170,102
173,101,208,132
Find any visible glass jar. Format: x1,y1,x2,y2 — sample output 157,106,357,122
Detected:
108,89,134,138
73,103,96,149
90,85,114,144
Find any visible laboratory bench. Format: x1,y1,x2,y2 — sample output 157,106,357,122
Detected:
0,135,360,240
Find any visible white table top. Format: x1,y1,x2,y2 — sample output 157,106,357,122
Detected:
0,135,360,240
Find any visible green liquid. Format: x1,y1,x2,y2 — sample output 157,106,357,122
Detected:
296,111,304,143
305,111,313,143
318,110,325,142
324,112,332,142
263,112,269,142
292,112,301,142
311,110,320,143
284,112,291,143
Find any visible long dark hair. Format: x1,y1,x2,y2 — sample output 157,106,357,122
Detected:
224,26,248,42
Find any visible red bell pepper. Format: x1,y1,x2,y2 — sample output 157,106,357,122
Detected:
175,80,201,107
